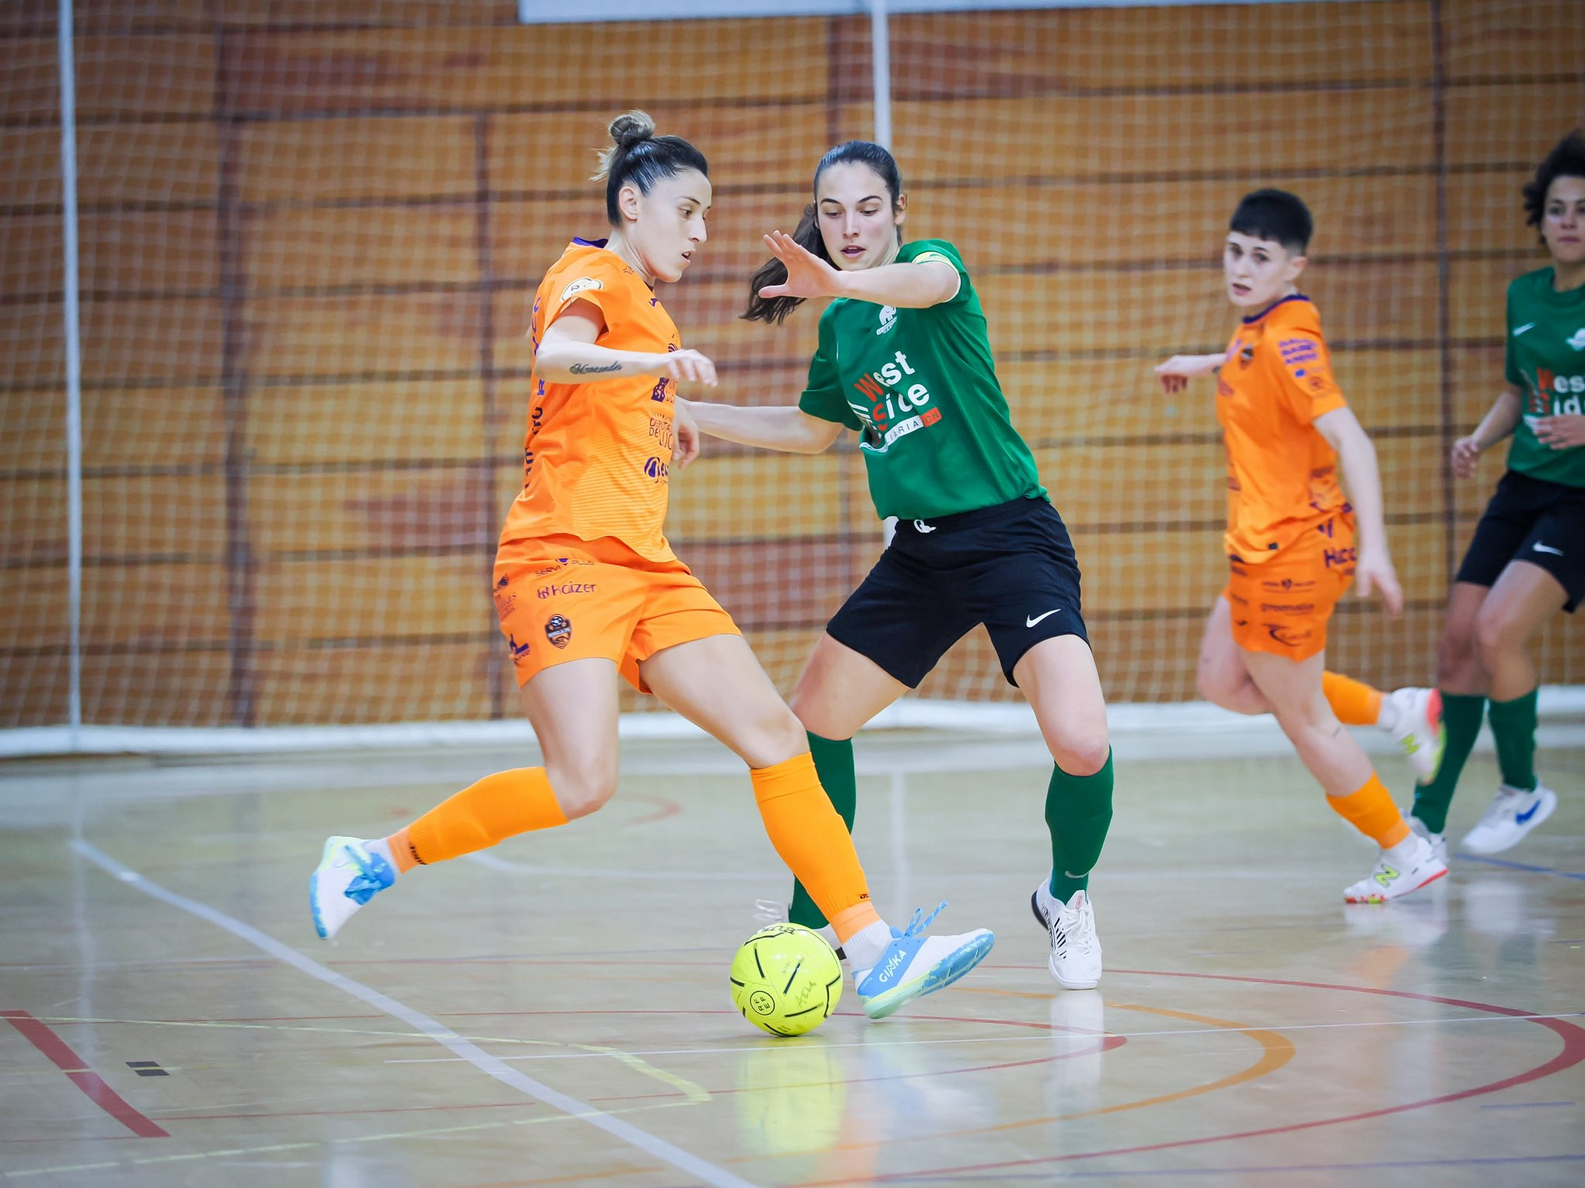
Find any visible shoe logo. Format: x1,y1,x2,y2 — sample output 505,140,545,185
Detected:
1374,864,1400,887
1515,802,1541,824
878,950,906,983
1532,542,1564,557
1512,322,1534,337
1026,608,1063,628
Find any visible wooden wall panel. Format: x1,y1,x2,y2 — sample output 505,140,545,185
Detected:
78,125,222,205
243,292,482,377
245,203,480,290
0,653,71,728
668,453,847,542
1448,256,1537,341
79,296,226,382
252,555,487,642
245,380,486,465
238,117,477,204
0,305,66,390
80,562,233,645
74,35,217,117
911,173,1440,270
1442,0,1585,80
886,89,1435,184
1071,526,1226,614
1443,83,1585,167
252,641,494,725
891,2,1433,92
81,649,236,727
248,468,494,558
1039,442,1224,529
1447,171,1548,256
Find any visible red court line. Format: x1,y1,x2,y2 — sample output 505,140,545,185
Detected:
1,1010,170,1139
788,971,1585,1186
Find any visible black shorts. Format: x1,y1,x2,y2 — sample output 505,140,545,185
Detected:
826,497,1089,688
1454,470,1585,613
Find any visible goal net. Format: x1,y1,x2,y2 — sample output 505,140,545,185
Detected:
2,0,1580,739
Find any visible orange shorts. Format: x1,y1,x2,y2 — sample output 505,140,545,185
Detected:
493,535,740,694
1224,514,1355,661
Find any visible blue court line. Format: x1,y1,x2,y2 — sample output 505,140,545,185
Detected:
1455,852,1585,881
888,1153,1585,1182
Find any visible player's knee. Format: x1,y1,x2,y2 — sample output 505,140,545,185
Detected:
1052,731,1110,777
547,757,618,820
735,703,809,770
1473,608,1520,662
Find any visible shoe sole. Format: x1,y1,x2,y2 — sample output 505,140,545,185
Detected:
1050,962,1100,991
860,931,996,1021
1460,789,1557,855
1344,863,1448,904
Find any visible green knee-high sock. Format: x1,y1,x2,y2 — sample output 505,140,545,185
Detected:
788,733,857,930
1487,688,1538,792
1411,692,1485,833
1047,750,1114,903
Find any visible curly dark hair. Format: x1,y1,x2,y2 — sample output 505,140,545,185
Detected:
1521,129,1585,243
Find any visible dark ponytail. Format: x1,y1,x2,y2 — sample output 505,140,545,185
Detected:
742,139,904,325
593,110,709,227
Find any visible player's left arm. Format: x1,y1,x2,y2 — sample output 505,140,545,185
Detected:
1315,406,1403,615
755,230,960,309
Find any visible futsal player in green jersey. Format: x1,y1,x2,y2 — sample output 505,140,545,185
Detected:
684,141,1112,989
1409,129,1585,859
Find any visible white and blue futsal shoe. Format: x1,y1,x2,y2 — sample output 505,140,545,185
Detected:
853,903,995,1020
309,836,395,940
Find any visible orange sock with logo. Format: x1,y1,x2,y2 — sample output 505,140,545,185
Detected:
391,767,566,870
1326,772,1410,848
751,752,882,944
1322,671,1384,727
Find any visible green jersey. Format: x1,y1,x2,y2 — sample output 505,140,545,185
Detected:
1504,266,1585,487
797,239,1045,520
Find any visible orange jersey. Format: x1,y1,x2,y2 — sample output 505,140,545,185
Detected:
1215,295,1350,562
500,239,681,562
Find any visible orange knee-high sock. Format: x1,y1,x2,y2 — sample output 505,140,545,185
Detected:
1322,671,1384,728
1326,772,1410,848
751,752,882,945
390,767,566,870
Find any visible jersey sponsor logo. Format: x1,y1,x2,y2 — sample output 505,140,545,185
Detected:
877,305,898,335
544,615,573,649
1513,322,1535,336
1323,546,1356,569
537,582,597,599
1525,368,1585,417
1568,327,1585,350
649,414,674,451
1279,337,1319,365
643,456,669,481
559,276,603,303
1262,576,1315,591
1265,622,1313,648
849,351,938,448
1259,601,1315,614
533,558,594,577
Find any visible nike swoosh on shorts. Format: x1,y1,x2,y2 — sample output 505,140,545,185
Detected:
1026,608,1063,628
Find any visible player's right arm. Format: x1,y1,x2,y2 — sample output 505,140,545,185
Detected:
680,399,844,455
1451,385,1523,479
534,299,718,386
1154,352,1227,393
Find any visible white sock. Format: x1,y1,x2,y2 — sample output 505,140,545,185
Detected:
366,835,398,874
843,921,892,971
1375,691,1400,731
1384,833,1421,864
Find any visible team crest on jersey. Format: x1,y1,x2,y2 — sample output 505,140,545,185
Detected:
1238,342,1255,365
877,305,897,335
545,615,572,649
1568,327,1585,350
560,277,603,303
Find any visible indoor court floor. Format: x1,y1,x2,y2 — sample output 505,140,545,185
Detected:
1,726,1582,1187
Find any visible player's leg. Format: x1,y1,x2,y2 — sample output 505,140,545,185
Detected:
783,633,909,932
1197,595,1275,715
1013,634,1110,989
1460,558,1568,853
637,623,993,1019
1242,646,1446,902
309,658,621,940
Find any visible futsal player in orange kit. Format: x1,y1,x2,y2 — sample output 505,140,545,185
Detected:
1157,189,1447,903
307,113,993,1019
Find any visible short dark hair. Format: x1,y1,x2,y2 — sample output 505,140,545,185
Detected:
743,140,904,325
1229,188,1313,254
1522,129,1585,242
592,111,709,227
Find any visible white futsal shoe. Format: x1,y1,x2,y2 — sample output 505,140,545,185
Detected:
1031,878,1102,989
1343,832,1447,903
309,836,395,939
1407,815,1448,865
851,904,995,1020
1460,783,1557,855
1384,686,1445,782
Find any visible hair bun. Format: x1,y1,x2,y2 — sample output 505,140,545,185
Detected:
609,111,656,150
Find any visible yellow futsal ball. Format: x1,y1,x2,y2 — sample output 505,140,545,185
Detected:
729,923,844,1037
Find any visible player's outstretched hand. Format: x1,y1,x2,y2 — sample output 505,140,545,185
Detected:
1450,434,1483,479
758,230,843,300
672,400,701,469
1534,413,1585,450
1355,548,1404,616
656,349,717,388
1154,354,1221,394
